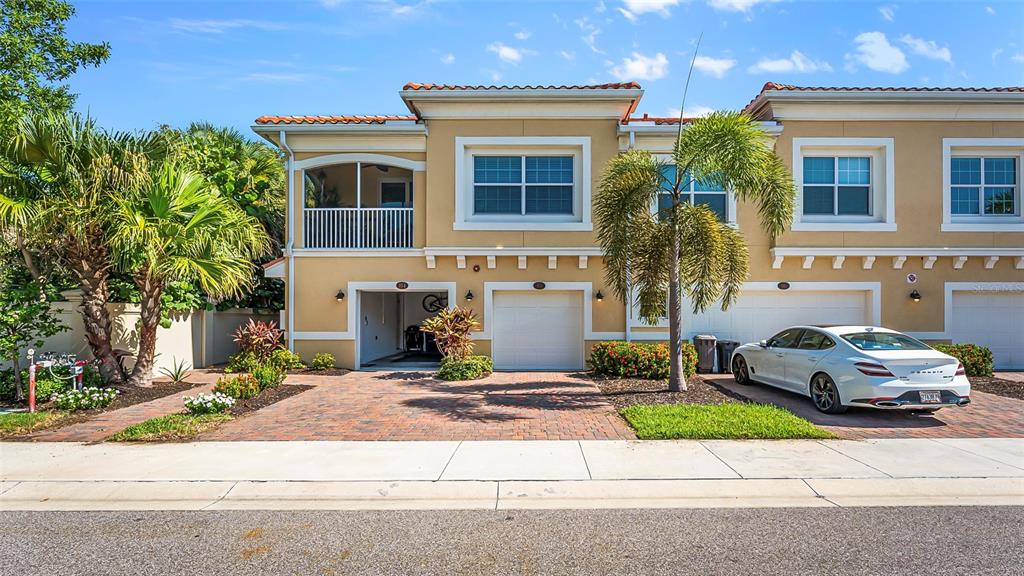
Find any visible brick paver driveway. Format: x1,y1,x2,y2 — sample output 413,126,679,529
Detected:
706,375,1024,439
203,371,636,441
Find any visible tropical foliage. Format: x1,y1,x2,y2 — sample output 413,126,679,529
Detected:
420,306,479,360
933,343,994,377
110,162,270,385
0,268,66,399
311,352,335,370
590,341,697,380
231,319,283,363
594,111,794,391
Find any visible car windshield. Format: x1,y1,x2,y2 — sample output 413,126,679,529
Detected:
841,332,931,351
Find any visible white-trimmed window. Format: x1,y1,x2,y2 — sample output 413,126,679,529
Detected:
655,164,736,226
455,137,591,231
942,139,1024,231
792,138,895,232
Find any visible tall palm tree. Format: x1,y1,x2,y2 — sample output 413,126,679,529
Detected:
595,111,795,391
111,161,270,386
1,112,159,384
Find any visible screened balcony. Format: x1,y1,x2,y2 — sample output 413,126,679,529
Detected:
303,161,414,249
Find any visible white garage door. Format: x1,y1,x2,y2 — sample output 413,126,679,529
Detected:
492,291,584,370
685,290,870,345
951,291,1024,369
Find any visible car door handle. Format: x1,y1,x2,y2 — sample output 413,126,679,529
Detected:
807,357,819,362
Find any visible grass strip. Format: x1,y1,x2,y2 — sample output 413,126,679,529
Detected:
620,403,835,440
0,411,68,437
109,413,233,442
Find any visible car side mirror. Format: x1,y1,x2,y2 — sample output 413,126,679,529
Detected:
759,340,769,348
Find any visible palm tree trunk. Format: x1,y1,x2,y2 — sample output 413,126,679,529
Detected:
68,240,123,385
668,214,687,392
127,269,163,387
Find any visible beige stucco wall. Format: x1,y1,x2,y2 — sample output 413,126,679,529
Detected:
767,120,1024,249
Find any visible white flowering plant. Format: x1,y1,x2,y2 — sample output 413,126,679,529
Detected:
51,387,119,411
183,392,235,415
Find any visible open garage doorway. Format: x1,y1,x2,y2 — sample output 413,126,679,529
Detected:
357,290,449,370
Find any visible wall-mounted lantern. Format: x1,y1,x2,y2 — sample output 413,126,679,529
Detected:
910,289,921,302
595,290,604,301
465,290,474,301
335,290,346,301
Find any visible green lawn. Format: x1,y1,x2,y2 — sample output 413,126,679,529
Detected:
620,403,835,440
109,413,233,442
0,411,68,437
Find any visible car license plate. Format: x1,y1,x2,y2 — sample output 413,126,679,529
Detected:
920,391,941,404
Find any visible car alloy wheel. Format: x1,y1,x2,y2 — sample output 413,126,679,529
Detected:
810,373,847,414
732,355,752,385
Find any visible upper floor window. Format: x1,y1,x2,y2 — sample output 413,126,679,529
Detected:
791,138,895,232
802,156,871,216
657,165,729,222
942,139,1024,232
950,157,1017,216
455,136,591,231
473,156,574,215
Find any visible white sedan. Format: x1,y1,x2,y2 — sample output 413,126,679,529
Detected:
730,326,971,414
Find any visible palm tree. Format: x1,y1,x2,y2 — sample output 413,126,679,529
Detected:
595,111,795,391
111,161,270,386
1,112,159,384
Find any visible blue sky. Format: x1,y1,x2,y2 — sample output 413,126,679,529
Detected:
66,0,1024,133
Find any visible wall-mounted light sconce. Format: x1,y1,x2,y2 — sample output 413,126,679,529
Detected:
595,290,604,301
909,289,921,303
465,290,474,301
335,290,346,301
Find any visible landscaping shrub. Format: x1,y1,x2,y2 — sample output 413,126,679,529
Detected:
421,306,480,359
267,348,304,370
232,319,284,363
224,350,260,374
311,352,336,370
0,367,77,402
213,374,261,399
934,343,994,377
51,387,119,411
589,341,697,380
437,355,493,381
252,364,285,390
183,392,235,414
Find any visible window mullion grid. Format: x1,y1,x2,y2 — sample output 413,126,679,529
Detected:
833,157,839,216
520,156,527,215
980,157,987,216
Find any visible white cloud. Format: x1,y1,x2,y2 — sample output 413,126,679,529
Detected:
669,105,715,118
707,0,771,12
899,34,952,63
440,53,455,65
1012,53,1024,63
991,48,1003,63
243,72,309,83
985,6,995,15
596,1,607,13
619,0,680,21
878,5,895,22
609,52,669,81
513,29,531,40
693,55,736,78
560,50,576,61
483,68,502,82
846,31,908,74
576,17,604,53
488,42,523,64
747,50,832,74
169,18,287,34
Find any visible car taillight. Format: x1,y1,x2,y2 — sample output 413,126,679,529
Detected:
855,362,895,377
955,363,966,376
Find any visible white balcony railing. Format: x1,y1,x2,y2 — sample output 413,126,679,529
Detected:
303,208,414,249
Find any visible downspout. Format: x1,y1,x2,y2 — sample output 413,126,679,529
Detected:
279,130,296,351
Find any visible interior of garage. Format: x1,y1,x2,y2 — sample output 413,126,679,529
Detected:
358,291,447,369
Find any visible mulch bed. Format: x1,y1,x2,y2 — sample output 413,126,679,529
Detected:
970,376,1024,401
228,384,313,417
2,380,200,437
592,375,749,409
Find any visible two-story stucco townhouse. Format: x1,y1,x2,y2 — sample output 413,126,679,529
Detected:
253,82,1024,372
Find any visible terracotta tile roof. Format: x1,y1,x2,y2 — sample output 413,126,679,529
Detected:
402,82,642,91
261,256,284,270
624,113,696,125
744,82,1024,114
254,115,418,125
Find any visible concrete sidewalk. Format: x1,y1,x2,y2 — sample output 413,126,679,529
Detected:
2,439,1022,510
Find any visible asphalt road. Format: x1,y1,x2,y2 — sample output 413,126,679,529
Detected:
1,507,1021,575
